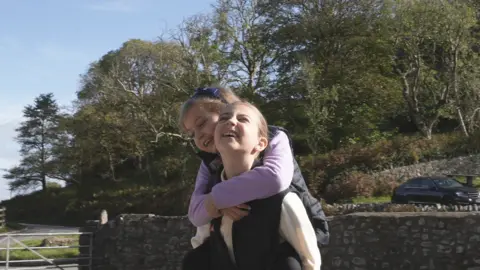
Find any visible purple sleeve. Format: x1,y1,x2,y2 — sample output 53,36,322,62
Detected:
210,130,294,208
187,162,213,227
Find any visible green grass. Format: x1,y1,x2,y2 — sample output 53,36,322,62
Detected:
352,196,391,204
452,176,480,189
0,236,79,261
473,177,480,189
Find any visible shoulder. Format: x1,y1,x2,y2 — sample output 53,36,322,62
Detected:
282,192,304,209
268,126,291,145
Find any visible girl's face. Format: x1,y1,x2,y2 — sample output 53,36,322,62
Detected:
214,103,267,156
183,102,220,153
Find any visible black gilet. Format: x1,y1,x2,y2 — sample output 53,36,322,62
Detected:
208,162,289,270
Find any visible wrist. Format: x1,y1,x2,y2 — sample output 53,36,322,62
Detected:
205,194,221,218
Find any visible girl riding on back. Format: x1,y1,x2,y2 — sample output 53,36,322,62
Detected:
188,101,321,270
179,87,328,247
179,87,296,225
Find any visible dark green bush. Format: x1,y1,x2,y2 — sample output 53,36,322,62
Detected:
300,132,480,202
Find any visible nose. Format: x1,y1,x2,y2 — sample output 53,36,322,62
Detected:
226,117,237,127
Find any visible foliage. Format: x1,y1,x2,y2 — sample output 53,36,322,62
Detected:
301,132,480,201
3,0,480,223
3,93,62,192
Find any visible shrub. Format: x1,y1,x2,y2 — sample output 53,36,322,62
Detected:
372,174,399,197
324,171,376,202
300,132,480,202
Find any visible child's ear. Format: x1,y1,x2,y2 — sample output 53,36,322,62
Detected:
254,137,268,152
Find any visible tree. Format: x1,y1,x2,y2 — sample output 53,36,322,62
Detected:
392,0,454,139
3,93,60,192
440,1,478,136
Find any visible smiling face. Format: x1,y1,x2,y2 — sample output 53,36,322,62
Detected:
182,101,224,153
214,102,268,157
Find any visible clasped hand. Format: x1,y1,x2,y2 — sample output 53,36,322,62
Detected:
205,194,250,221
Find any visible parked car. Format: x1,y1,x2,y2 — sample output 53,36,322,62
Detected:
391,176,480,205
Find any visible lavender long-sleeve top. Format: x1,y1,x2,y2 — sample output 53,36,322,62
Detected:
187,130,295,227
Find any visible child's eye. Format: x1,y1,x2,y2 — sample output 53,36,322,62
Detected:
196,120,206,129
219,116,229,122
238,117,249,123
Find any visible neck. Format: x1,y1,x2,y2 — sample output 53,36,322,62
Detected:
221,153,255,180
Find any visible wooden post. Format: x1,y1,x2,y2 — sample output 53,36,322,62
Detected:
0,207,5,228
466,176,474,187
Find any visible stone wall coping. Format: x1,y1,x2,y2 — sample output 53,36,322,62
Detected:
113,211,480,222
343,211,480,217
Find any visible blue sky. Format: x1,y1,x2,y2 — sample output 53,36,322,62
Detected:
0,0,215,200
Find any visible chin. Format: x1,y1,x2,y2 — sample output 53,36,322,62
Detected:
198,144,216,153
206,145,217,153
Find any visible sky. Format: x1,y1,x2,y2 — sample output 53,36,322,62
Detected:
0,0,215,200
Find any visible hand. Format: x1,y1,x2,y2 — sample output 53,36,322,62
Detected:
220,204,251,221
204,194,221,218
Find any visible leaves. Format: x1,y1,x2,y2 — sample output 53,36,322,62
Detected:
4,0,480,211
4,93,61,192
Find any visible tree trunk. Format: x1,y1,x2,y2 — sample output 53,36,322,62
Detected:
452,46,469,137
41,172,47,191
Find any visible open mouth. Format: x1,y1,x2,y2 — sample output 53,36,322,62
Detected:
203,139,212,147
222,131,238,138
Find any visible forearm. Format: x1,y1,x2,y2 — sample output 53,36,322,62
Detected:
210,131,294,208
188,163,214,226
188,194,213,227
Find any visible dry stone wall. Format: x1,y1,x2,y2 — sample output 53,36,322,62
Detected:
371,154,480,181
88,212,480,270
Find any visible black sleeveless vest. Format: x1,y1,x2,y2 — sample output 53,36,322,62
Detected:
208,163,289,270
198,125,330,247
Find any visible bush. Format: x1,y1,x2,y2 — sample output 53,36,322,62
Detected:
372,174,398,197
324,171,376,202
300,132,480,203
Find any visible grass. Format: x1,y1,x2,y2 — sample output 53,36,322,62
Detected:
473,177,480,189
351,196,391,204
452,176,480,189
0,236,79,261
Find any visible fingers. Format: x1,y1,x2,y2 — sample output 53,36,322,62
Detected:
221,207,249,221
236,204,251,211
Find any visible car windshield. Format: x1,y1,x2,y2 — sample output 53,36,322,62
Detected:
433,178,463,188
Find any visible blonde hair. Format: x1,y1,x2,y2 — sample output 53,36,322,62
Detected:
178,87,241,133
228,101,269,141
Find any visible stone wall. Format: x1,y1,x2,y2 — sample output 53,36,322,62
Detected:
89,212,480,270
371,154,480,181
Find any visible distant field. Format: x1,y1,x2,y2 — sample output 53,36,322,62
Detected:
0,236,79,262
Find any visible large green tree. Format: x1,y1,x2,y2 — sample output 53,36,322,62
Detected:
3,93,61,192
